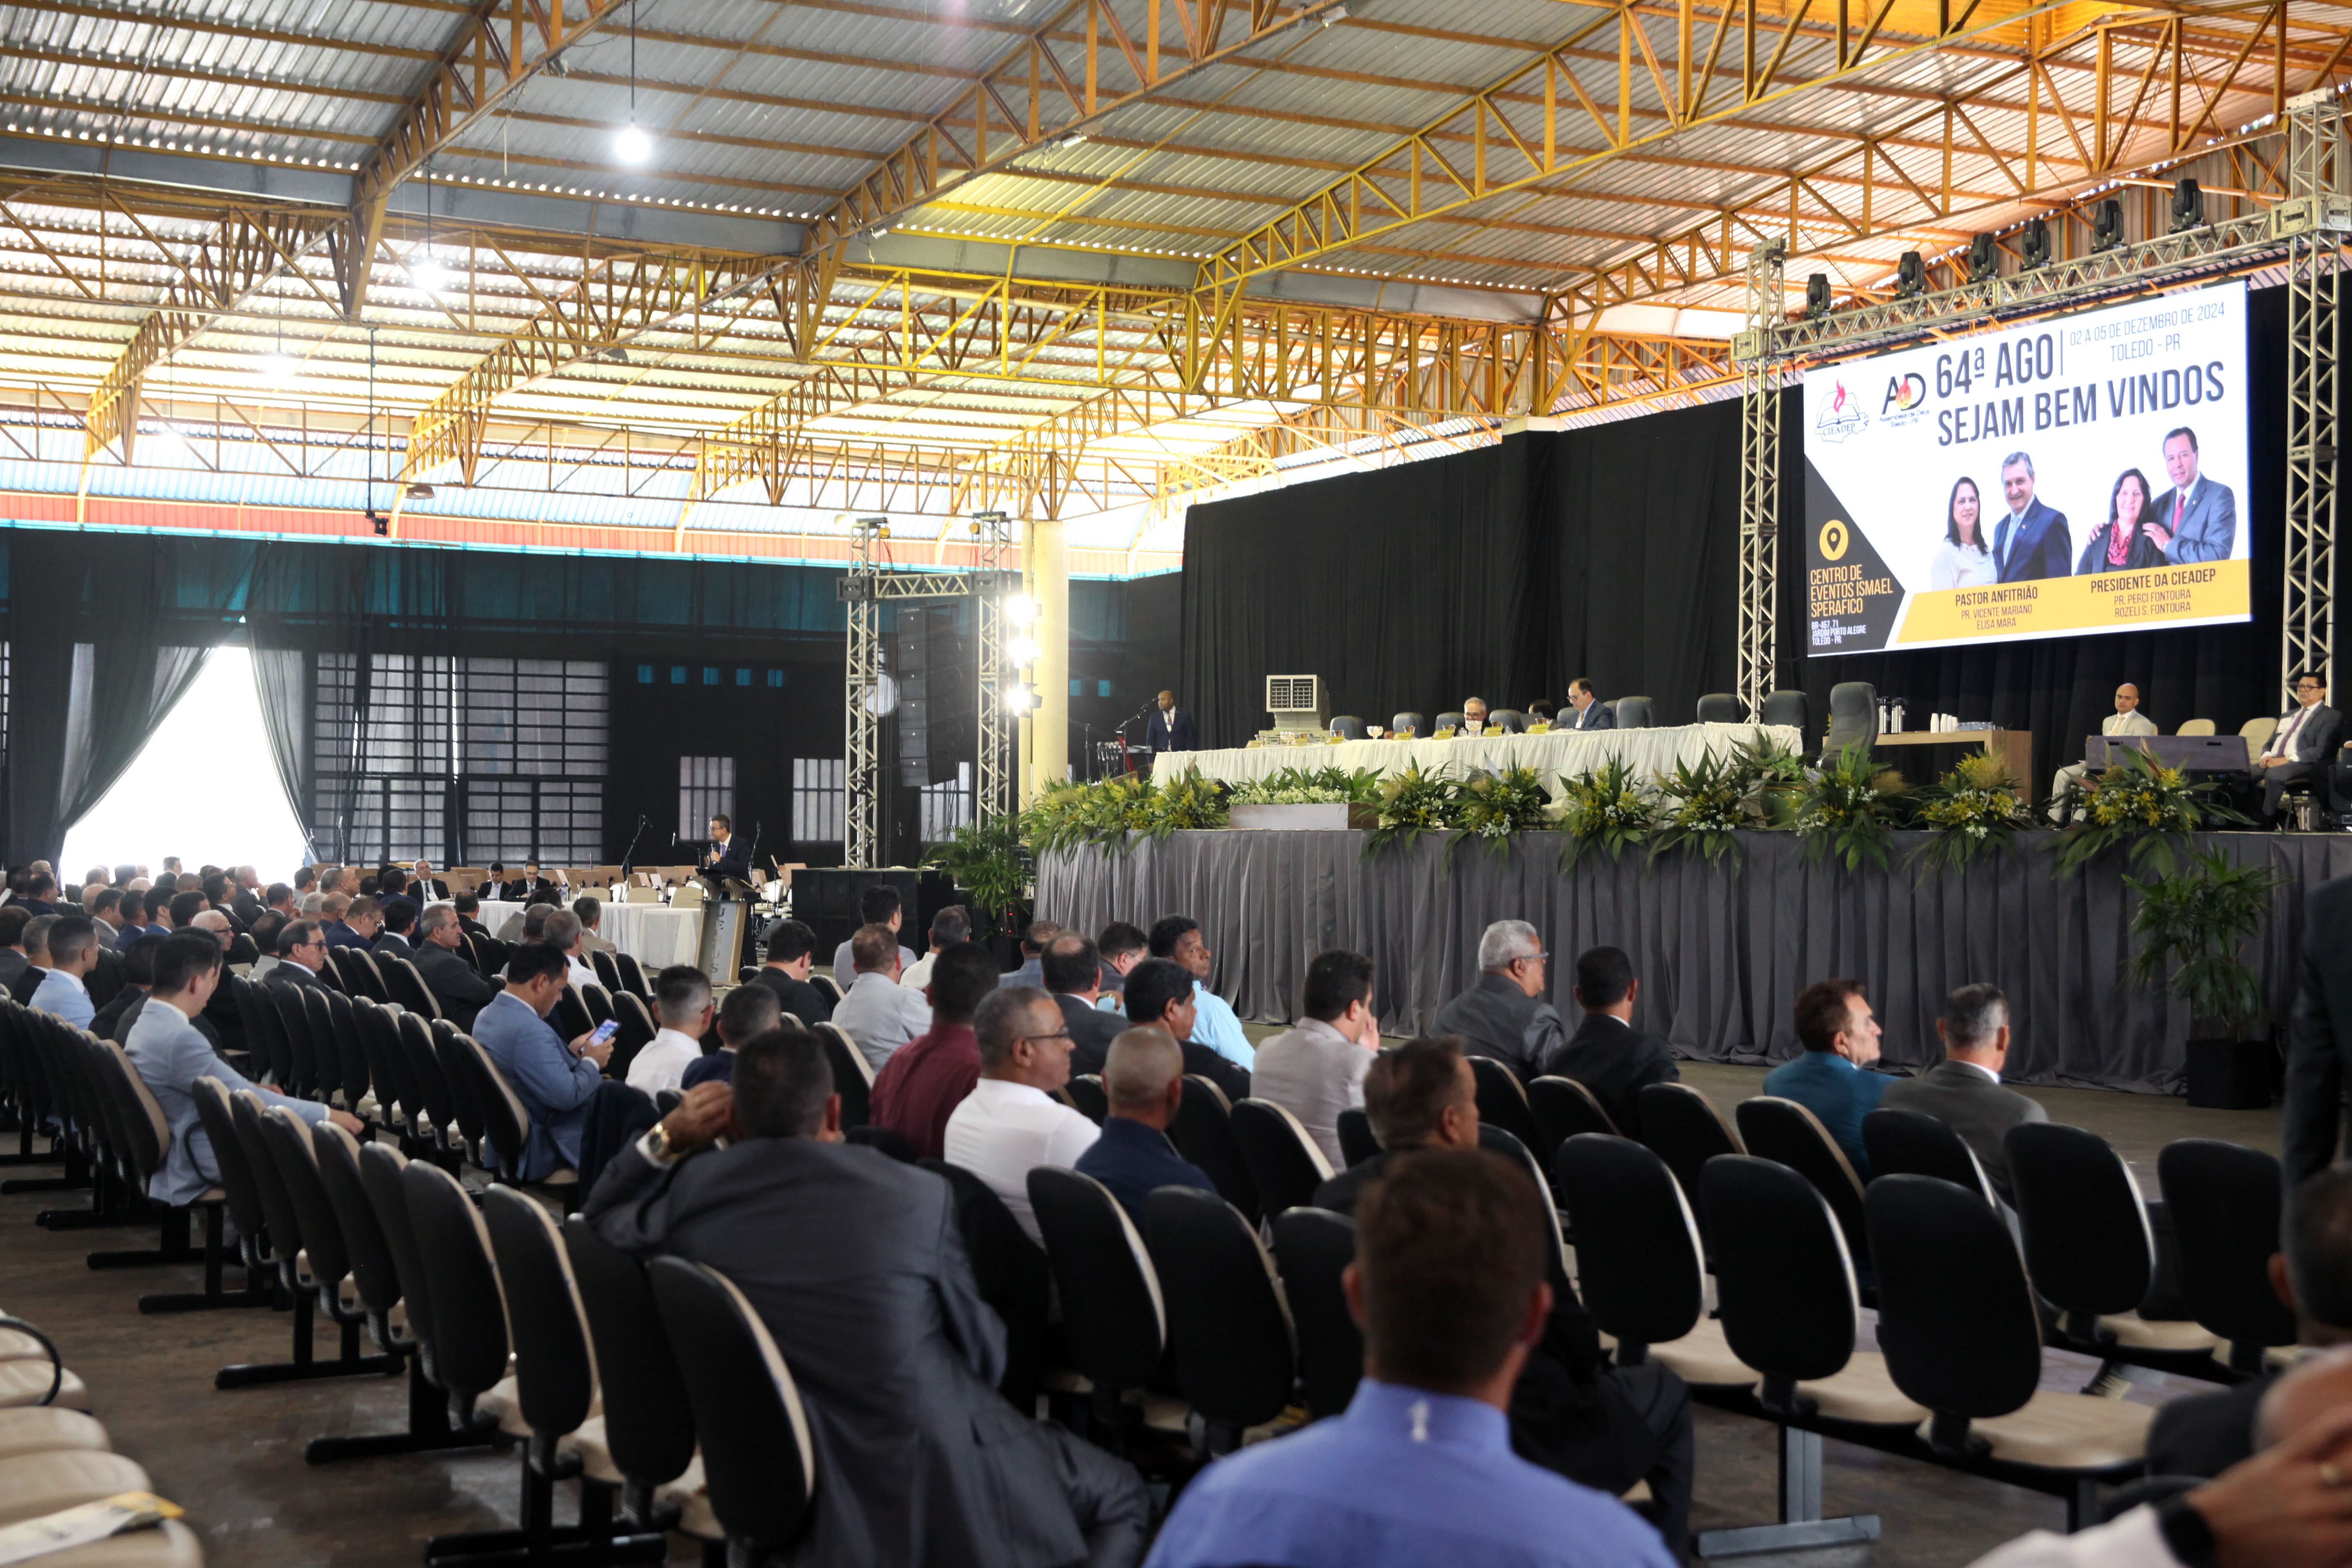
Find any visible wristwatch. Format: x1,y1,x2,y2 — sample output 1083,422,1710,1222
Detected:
2153,1493,2217,1568
644,1123,674,1163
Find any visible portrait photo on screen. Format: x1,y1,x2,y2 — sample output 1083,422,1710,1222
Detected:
1803,281,2251,656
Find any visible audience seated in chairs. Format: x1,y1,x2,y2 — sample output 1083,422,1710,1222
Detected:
1043,932,1126,1077
93,932,165,1042
1120,957,1250,1103
585,1034,1151,1567
83,887,123,948
541,908,598,992
371,897,419,960
627,965,714,1096
126,930,361,1205
495,896,557,945
0,904,28,990
1096,921,1147,1002
942,986,1101,1246
1434,918,1565,1083
1148,1145,1679,1568
748,917,833,1027
186,910,247,1047
1762,977,1893,1179
268,920,333,993
1147,916,1253,1069
1071,1026,1215,1227
831,922,934,1071
28,914,98,1029
1308,1035,1696,1552
998,920,1060,990
681,983,784,1090
14,870,59,917
1877,983,2046,1206
831,885,918,989
472,942,614,1181
318,892,366,948
901,904,969,993
1541,945,1679,1136
10,911,57,1003
1251,948,1379,1169
869,940,999,1160
414,904,496,1030
572,895,616,955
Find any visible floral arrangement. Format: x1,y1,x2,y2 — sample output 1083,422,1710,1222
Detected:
1796,743,1912,871
1365,764,1460,856
1228,766,1383,807
1556,758,1661,868
922,815,1032,936
2054,746,2244,877
1649,750,1752,869
1908,751,2036,877
1451,767,1554,859
1021,767,1230,856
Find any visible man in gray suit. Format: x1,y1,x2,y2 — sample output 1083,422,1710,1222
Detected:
1878,982,2045,1204
2258,672,2343,824
586,1031,1150,1568
1565,677,1615,731
2146,425,2238,565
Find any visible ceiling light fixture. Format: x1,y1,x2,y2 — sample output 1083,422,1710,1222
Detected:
614,0,652,165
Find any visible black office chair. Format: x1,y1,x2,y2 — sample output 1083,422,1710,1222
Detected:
590,949,624,995
380,956,442,1024
1466,1055,1549,1158
1146,1186,1295,1457
1614,696,1657,730
1327,716,1366,741
1528,1075,1618,1147
1230,1099,1333,1217
615,952,652,998
1823,681,1877,758
2159,1139,2298,1372
1028,1167,1178,1456
1336,1107,1379,1168
1696,693,1746,724
1488,709,1527,733
1272,1207,1360,1421
812,1023,874,1129
1738,1097,1869,1269
1434,709,1468,732
1759,689,1812,738
1635,1080,1743,1213
1389,711,1426,738
551,986,593,1043
1064,1074,1109,1126
1862,1108,1994,1204
1170,1075,1259,1222
609,991,659,1085
563,1217,707,1536
921,1158,1051,1413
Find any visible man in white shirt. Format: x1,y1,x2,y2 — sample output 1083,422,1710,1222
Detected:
942,986,1100,1245
542,908,601,993
627,964,714,1096
832,885,918,988
28,915,99,1030
1250,949,1377,1168
2049,683,2161,823
901,905,970,993
831,923,933,1071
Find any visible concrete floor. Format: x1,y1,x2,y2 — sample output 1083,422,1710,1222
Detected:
0,1065,2279,1568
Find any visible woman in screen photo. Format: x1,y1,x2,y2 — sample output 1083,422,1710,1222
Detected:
1928,475,1996,589
2076,467,2167,575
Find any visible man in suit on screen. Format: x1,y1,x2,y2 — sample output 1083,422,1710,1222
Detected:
1993,451,2072,582
2145,426,2237,565
1146,690,1197,753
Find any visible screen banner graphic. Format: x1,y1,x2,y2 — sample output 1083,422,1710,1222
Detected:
1804,281,2251,656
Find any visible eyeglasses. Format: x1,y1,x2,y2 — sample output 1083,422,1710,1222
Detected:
1018,1029,1074,1046
1513,952,1550,965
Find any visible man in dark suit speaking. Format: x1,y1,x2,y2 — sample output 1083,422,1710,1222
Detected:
1146,690,1196,753
1993,451,2072,582
700,813,752,882
1565,677,1614,731
586,1034,1150,1567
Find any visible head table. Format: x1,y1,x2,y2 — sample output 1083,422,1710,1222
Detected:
471,897,704,971
1149,721,1807,790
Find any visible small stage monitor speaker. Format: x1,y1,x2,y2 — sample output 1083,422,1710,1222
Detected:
2184,1037,2277,1111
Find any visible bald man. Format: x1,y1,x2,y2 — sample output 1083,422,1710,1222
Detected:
1070,1027,1216,1226
2050,683,2159,823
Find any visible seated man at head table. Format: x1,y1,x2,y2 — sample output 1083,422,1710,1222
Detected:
1459,696,1491,736
1565,677,1614,731
2048,682,2159,824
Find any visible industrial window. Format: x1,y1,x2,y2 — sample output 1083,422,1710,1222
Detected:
918,761,972,845
637,665,654,683
791,758,845,847
766,670,783,688
678,756,736,841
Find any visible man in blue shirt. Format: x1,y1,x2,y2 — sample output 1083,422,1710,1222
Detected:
1073,1027,1215,1225
471,942,612,1180
1762,978,1892,1178
1149,915,1251,1070
1146,1145,1675,1568
28,915,98,1029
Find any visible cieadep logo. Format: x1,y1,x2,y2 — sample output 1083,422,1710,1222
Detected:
1815,379,1868,443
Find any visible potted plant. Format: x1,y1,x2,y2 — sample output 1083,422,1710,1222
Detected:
2125,848,2285,1102
924,815,1032,940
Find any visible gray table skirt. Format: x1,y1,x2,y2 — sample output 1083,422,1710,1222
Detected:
1037,829,2352,1092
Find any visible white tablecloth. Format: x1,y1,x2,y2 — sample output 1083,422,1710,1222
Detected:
1153,722,1805,789
472,898,704,969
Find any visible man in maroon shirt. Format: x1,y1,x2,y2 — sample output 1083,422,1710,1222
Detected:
870,941,1001,1160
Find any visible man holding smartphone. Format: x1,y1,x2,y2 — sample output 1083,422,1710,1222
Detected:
474,942,613,1180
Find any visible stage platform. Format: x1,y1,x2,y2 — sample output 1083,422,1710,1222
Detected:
1152,720,1801,788
1039,828,2352,1093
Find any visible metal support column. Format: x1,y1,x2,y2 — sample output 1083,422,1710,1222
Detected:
842,521,884,868
1734,240,1786,718
2283,89,2349,697
974,512,1016,825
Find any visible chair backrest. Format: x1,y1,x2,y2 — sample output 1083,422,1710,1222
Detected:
589,949,624,994
384,957,442,1023
1614,695,1656,730
1271,1206,1361,1421
399,1158,513,1402
1389,711,1424,737
93,1040,169,1188
311,1122,401,1324
563,1216,698,1488
343,946,392,1004
395,1011,459,1143
1170,1075,1259,1221
233,976,293,1087
2158,1139,2298,1357
453,1035,534,1180
351,998,410,1130
1736,1096,1868,1261
1336,1106,1379,1168
318,987,372,1109
1551,1133,1705,1355
616,952,652,998
550,986,593,1042
273,985,321,1096
230,1089,307,1279
1862,1107,1995,1204
2005,1122,2157,1327
812,1022,873,1128
670,883,704,911
2177,718,2217,736
1759,689,1811,735
1488,709,1526,733
1466,1054,1549,1156
609,991,659,1081
1824,681,1877,753
1328,715,1366,741
188,1076,268,1242
1064,1074,1108,1125
919,1156,1051,1410
581,983,614,1028
1145,1185,1295,1434
1695,693,1746,724
807,972,843,1006
1528,1075,1618,1146
1434,710,1467,733
358,1142,435,1351
482,1187,599,1439
1230,1099,1334,1216
1865,1174,2044,1422
1701,1155,1859,1395
257,1106,353,1302
647,1257,816,1556
1635,1080,1743,1207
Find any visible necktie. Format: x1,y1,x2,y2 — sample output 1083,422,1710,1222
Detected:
1994,517,2012,573
2273,707,2304,761
2174,491,2184,531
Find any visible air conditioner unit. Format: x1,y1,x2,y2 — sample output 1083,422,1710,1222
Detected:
1265,674,1328,733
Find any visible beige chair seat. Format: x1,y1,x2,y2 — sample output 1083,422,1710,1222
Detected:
28,1520,204,1567
1650,1318,1756,1390
561,1417,622,1487
0,1359,91,1412
0,1449,152,1526
0,1407,110,1461
476,1376,534,1440
1623,1478,1653,1504
1925,1390,2153,1470
2099,1313,2221,1354
0,1329,54,1363
1797,1352,1930,1426
655,1455,721,1542
1034,1372,1186,1434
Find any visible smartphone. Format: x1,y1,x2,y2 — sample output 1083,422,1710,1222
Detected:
585,1019,620,1050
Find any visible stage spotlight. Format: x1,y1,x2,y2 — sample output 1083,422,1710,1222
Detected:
1005,593,1039,626
1966,232,1999,282
2019,217,2052,271
1006,685,1036,714
1007,635,1041,665
2170,177,2204,232
2091,199,2124,252
1894,250,1925,298
1804,273,1830,319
